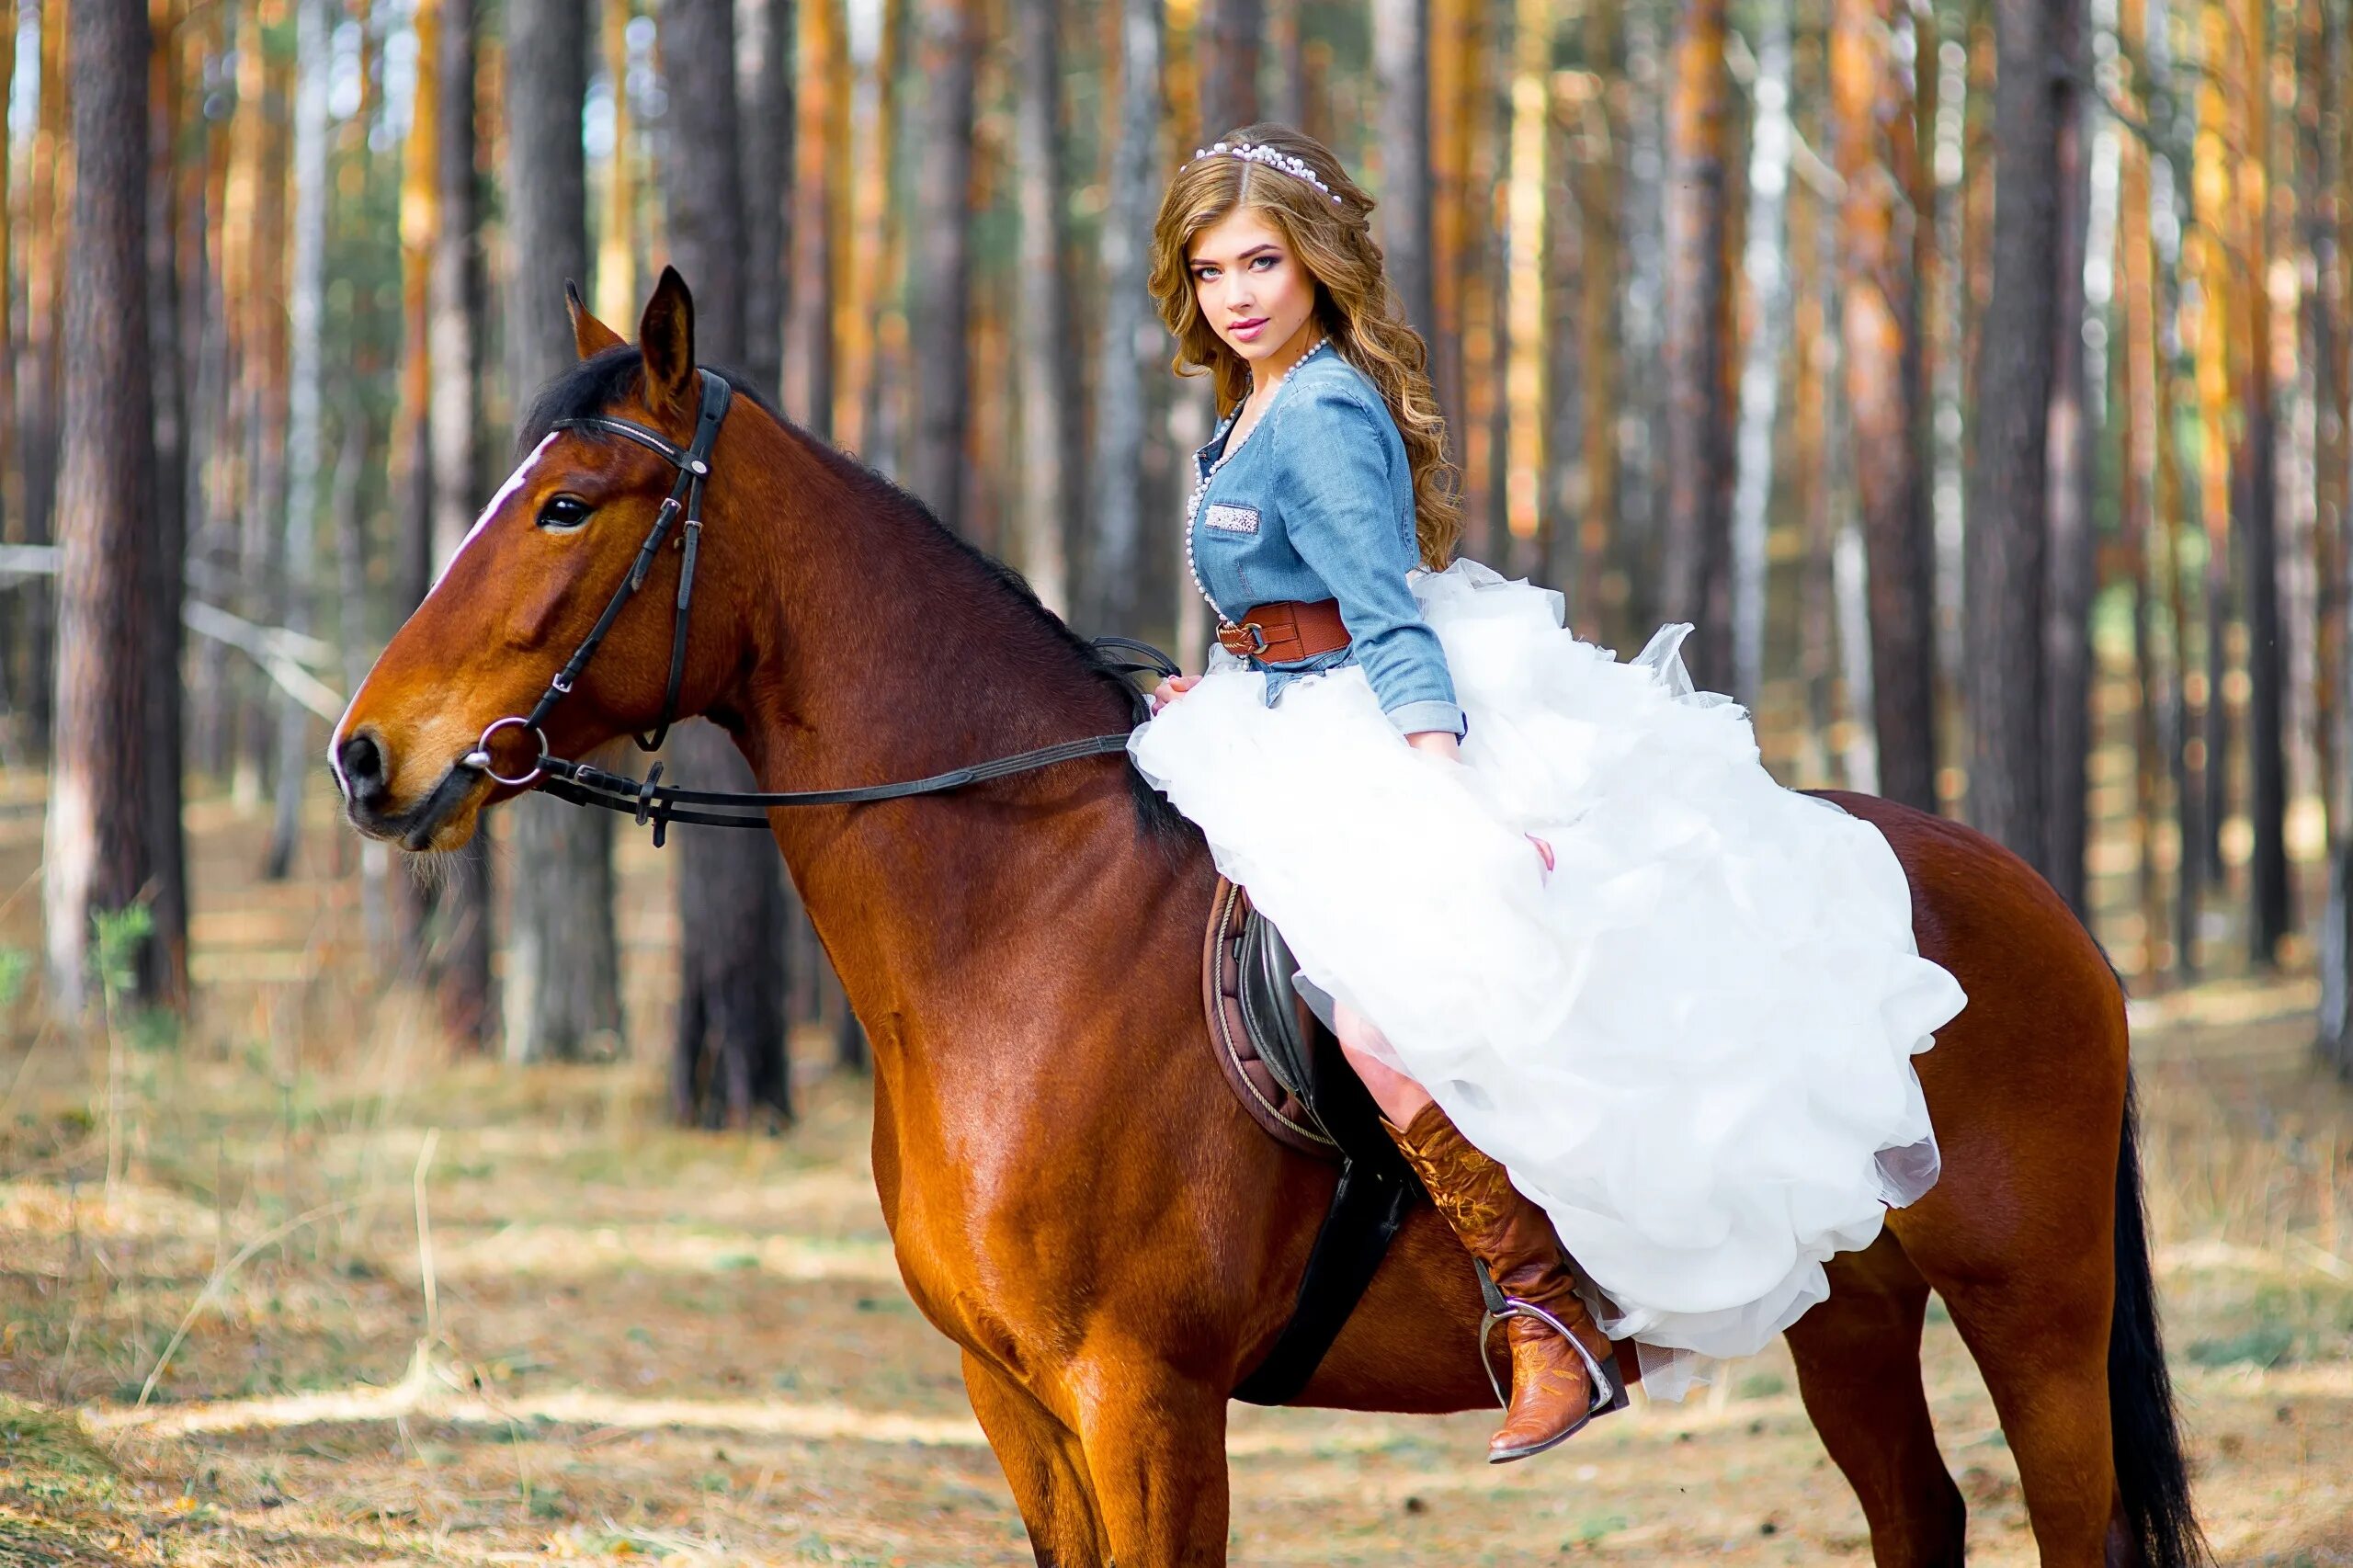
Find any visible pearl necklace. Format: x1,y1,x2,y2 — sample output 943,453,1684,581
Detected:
1183,338,1330,625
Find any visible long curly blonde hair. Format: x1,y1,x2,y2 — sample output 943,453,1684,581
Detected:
1148,122,1461,569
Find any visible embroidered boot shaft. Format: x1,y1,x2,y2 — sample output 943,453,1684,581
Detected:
1382,1101,1620,1460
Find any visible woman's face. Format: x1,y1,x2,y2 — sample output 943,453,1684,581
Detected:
1188,207,1319,376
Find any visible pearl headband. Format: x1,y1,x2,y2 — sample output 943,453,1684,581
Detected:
1187,140,1345,205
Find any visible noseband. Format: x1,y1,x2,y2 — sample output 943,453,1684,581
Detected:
460,368,1175,846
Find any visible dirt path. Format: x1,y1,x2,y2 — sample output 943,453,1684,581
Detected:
0,797,2348,1563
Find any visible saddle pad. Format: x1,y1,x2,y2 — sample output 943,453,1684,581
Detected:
1202,878,1339,1159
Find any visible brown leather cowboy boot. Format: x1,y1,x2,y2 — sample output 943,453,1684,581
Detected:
1383,1100,1619,1462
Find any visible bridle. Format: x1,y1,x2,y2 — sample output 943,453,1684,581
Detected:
459,368,1174,846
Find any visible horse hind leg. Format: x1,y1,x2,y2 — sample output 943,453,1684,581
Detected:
1932,1244,2124,1568
1781,1233,1967,1568
961,1351,1108,1566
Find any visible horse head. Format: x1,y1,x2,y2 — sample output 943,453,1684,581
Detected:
332,268,760,850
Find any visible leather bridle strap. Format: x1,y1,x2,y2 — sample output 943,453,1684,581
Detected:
533,731,1145,846
541,368,734,754
461,369,733,788
455,363,1180,846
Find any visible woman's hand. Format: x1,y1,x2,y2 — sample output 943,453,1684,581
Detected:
1148,674,1202,713
1404,729,1550,876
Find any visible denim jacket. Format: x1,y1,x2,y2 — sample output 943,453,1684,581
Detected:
1188,347,1467,738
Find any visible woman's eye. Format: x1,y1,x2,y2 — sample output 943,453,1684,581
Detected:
537,495,593,531
1251,255,1278,269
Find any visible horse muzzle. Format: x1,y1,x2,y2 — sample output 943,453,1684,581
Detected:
334,726,490,851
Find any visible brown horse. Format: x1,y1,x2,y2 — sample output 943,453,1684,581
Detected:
333,271,2202,1568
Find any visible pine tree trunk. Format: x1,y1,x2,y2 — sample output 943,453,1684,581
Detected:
144,0,190,1000
1963,0,2065,862
660,0,791,1125
1658,0,1733,682
1372,0,1435,351
1727,0,1791,707
267,0,331,882
1832,0,1936,812
906,0,977,531
1571,3,1620,634
2239,0,2290,962
2318,0,2353,1070
43,0,158,1017
1079,0,1162,634
595,0,638,326
737,0,793,400
17,1,67,756
2040,0,2096,916
782,0,836,436
506,0,622,1063
1199,0,1260,135
428,0,495,1045
1013,0,1071,615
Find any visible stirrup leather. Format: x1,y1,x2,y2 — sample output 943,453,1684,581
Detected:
1479,1295,1619,1420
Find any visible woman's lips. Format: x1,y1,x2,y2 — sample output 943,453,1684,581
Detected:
1230,317,1267,341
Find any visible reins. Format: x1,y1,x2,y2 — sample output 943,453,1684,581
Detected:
459,369,1177,847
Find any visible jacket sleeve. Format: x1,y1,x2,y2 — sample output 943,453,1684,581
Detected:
1276,381,1466,738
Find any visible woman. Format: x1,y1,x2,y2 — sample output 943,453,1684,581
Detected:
1127,125,1968,1462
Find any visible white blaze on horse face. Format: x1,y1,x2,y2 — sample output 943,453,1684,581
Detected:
426,431,562,600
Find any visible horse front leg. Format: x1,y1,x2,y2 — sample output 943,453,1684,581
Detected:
962,1349,1107,1566
1070,1354,1232,1567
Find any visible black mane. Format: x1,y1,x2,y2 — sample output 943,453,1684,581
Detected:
519,347,1192,844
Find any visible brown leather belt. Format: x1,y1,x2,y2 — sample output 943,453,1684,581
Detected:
1215,597,1350,663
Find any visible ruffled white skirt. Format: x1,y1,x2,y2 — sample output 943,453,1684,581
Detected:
1130,560,1966,1380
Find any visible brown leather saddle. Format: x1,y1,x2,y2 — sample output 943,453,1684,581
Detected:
1201,878,1424,1403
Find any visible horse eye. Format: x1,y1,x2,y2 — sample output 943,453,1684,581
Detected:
537,494,593,531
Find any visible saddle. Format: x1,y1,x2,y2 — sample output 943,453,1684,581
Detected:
1201,879,1424,1403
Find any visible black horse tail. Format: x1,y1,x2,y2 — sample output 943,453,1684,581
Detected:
2109,1072,2207,1566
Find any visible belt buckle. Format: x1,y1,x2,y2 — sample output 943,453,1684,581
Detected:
1241,621,1268,655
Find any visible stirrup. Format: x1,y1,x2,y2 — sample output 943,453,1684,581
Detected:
1479,1296,1620,1420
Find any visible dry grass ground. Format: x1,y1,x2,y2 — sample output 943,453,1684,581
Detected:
0,780,2348,1566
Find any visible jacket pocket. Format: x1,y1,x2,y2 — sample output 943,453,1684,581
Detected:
1203,501,1261,535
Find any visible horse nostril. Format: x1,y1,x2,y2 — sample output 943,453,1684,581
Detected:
338,732,388,803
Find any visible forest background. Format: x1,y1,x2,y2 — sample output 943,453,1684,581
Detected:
0,0,2348,1560
10,0,2353,1171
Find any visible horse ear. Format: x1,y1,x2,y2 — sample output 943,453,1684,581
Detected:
566,280,627,359
638,266,697,418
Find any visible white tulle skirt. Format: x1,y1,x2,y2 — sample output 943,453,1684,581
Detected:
1130,560,1967,1385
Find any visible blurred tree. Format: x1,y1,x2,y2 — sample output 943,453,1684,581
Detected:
267,0,331,882
785,0,841,436
506,0,625,1064
1199,0,1259,135
659,0,792,1126
429,0,496,1046
595,0,640,330
230,0,290,806
2040,0,2095,916
1832,0,1935,812
907,0,978,532
1079,0,1163,634
1728,0,1792,708
1568,4,1621,634
144,0,191,999
1371,0,1434,353
1964,0,2068,863
1014,0,1073,615
2323,0,2353,1072
739,0,794,399
1658,0,1733,681
44,0,160,1015
16,0,67,756
2237,0,2290,964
